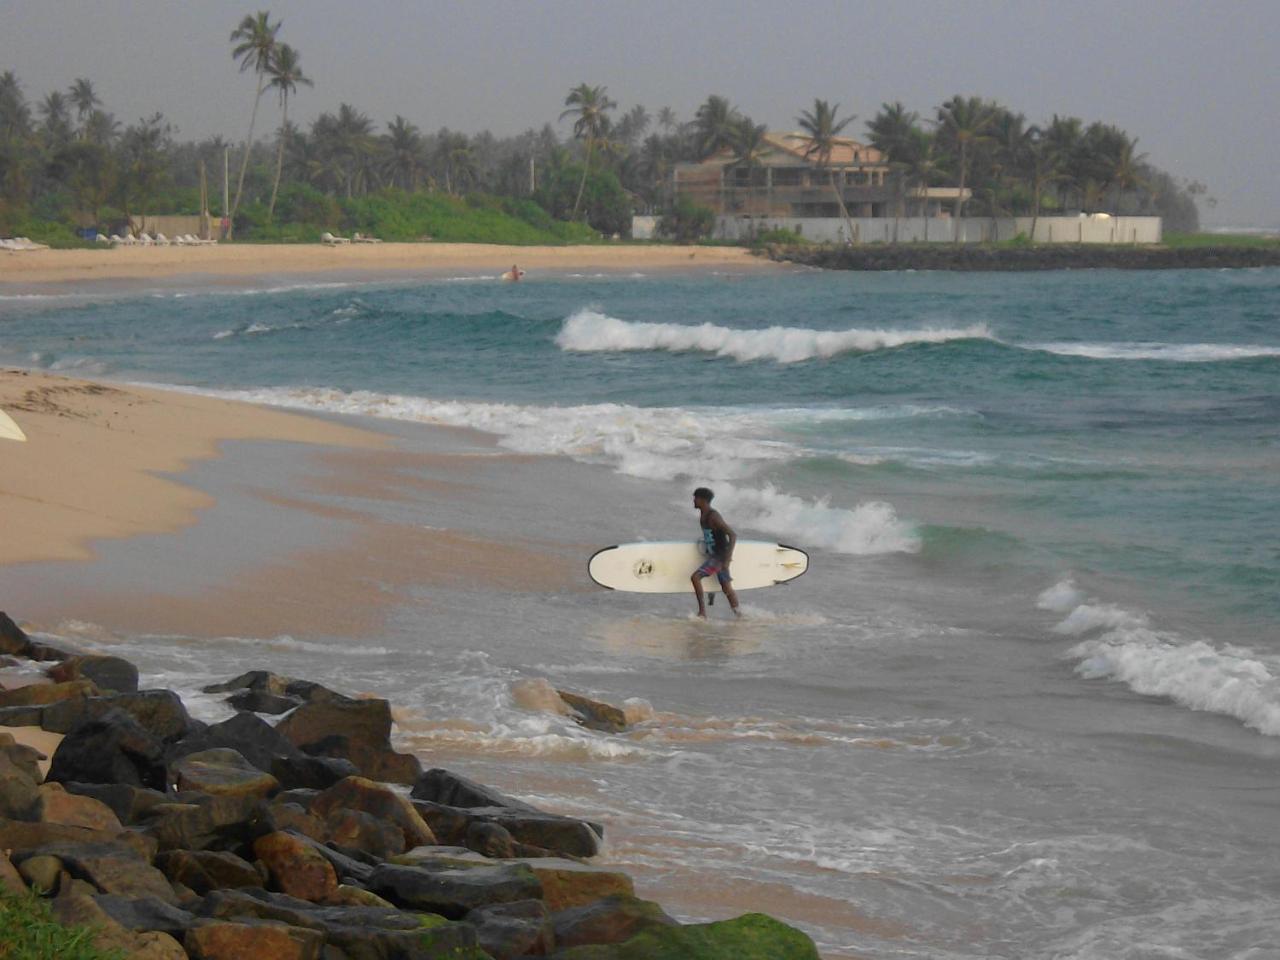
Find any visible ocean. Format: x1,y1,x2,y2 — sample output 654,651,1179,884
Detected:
2,265,1279,958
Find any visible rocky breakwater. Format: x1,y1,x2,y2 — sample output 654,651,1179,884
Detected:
0,611,821,959
764,242,1280,271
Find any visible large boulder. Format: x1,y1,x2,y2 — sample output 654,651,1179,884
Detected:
227,689,302,715
528,859,635,911
184,919,324,960
50,883,188,960
12,839,177,903
466,899,555,960
275,696,420,784
552,895,678,950
556,689,630,733
553,911,821,959
47,708,167,790
31,782,124,832
203,671,292,697
0,816,152,857
145,793,267,852
324,920,486,959
47,655,140,694
411,767,538,811
61,780,170,824
323,807,405,859
366,861,542,919
157,849,265,894
252,830,339,903
0,744,41,819
173,748,281,799
310,775,435,850
0,679,99,708
412,799,603,859
0,850,23,893
42,690,195,742
91,893,201,939
0,612,32,656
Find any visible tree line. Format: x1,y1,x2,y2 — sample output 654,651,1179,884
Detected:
0,10,1205,243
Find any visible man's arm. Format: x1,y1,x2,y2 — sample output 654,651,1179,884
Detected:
712,513,736,560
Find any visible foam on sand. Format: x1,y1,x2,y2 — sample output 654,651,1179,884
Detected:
555,308,993,363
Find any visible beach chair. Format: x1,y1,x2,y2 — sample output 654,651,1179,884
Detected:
321,231,351,245
155,233,171,245
95,233,111,244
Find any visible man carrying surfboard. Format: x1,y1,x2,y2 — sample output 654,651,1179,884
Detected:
691,487,740,618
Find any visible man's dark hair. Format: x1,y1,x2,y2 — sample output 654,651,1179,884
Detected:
693,487,714,502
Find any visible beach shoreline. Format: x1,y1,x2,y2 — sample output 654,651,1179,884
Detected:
0,242,774,286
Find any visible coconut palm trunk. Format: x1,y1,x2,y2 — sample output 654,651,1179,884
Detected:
571,136,594,221
230,74,265,236
267,97,288,221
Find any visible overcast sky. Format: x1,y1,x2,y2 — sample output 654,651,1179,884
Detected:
4,0,1276,226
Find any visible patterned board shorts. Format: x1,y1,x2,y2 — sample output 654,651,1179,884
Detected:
694,555,732,585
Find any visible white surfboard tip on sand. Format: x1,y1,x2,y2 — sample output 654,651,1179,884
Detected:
0,408,27,442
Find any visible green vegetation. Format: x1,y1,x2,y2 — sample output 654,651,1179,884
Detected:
1163,232,1280,249
0,888,124,960
0,10,1213,244
556,912,820,960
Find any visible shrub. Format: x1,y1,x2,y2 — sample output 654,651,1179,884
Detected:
0,887,125,960
656,196,716,244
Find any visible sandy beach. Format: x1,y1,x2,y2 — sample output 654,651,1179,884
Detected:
0,242,770,285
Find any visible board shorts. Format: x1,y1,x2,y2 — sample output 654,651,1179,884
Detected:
694,555,732,585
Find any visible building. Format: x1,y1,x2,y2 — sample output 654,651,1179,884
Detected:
672,131,967,220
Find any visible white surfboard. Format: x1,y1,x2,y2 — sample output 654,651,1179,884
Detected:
0,409,26,442
589,540,808,593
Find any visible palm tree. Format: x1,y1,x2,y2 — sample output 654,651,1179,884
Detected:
67,78,100,138
229,10,281,235
657,106,678,135
383,116,424,191
797,98,855,241
693,95,739,159
83,110,120,148
727,117,768,215
902,128,946,226
265,42,311,222
434,130,475,196
867,102,921,227
935,95,997,239
117,112,172,228
39,91,74,147
1107,137,1147,214
559,83,616,220
1044,114,1084,212
1024,126,1064,241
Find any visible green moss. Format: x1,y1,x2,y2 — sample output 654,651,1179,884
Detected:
1163,231,1280,249
556,912,821,960
0,889,125,960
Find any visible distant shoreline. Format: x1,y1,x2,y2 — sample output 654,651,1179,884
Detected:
766,244,1280,271
0,242,776,286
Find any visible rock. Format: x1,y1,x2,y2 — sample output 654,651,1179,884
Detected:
195,887,326,931
556,689,630,733
184,919,325,960
227,689,303,715
466,899,555,960
1,850,27,893
32,782,124,832
25,640,76,662
203,671,292,696
310,776,435,850
322,883,395,909
264,801,329,843
271,753,358,792
324,922,487,959
466,821,517,859
554,911,821,959
42,689,195,741
253,831,339,903
552,895,679,950
157,849,265,894
14,840,177,903
366,861,542,919
323,807,405,859
46,655,140,694
50,883,188,959
173,748,281,799
529,859,635,911
0,749,40,819
410,768,537,811
412,799,603,859
61,780,170,824
47,708,167,790
0,612,32,657
17,853,68,893
0,705,52,727
146,793,267,852
275,696,420,785
0,679,99,708
92,893,200,938
167,712,355,791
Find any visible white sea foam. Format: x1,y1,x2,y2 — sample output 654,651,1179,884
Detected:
1028,341,1280,362
1036,578,1083,613
555,308,993,363
189,385,920,555
1052,594,1280,736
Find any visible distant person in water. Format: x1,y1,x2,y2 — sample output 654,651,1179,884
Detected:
691,487,740,618
506,264,523,281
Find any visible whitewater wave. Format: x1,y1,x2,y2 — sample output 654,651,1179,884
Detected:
191,384,920,556
555,308,993,363
1045,583,1280,736
1028,341,1280,362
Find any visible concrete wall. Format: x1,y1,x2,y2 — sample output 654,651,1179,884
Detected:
632,215,1162,245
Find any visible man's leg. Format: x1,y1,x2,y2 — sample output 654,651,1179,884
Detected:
721,576,741,616
691,573,708,618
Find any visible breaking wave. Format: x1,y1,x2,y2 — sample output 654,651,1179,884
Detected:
1028,341,1280,362
555,308,993,363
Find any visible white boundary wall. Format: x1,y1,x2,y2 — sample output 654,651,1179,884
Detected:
632,215,1161,244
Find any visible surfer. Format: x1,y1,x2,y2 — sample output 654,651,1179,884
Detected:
505,264,523,282
691,487,740,618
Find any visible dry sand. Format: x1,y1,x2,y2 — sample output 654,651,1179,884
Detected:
0,242,771,285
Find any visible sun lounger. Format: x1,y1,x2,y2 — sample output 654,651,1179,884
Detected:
321,231,351,245
351,232,383,244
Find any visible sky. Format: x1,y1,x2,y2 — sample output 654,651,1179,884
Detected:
3,0,1277,227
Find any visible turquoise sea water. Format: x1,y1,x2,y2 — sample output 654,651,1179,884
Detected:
3,266,1279,957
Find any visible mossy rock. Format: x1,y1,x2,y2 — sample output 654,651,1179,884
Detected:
556,912,820,960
